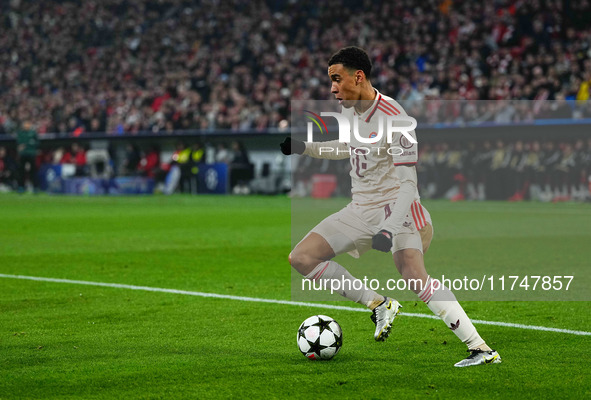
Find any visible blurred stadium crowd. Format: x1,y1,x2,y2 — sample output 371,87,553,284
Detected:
292,138,591,202
0,0,590,201
2,134,590,201
1,0,590,134
0,139,254,194
418,138,591,202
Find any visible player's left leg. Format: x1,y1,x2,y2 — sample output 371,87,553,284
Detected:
392,233,500,367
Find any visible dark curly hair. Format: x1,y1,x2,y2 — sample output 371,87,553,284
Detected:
328,47,372,79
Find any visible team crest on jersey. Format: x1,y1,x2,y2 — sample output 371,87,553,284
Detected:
369,132,378,144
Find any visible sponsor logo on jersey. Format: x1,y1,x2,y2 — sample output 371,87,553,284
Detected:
400,136,414,149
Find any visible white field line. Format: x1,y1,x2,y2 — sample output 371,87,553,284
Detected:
1,273,589,337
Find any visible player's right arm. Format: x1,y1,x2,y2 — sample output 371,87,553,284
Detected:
280,137,350,160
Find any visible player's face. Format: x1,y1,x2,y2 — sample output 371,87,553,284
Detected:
328,64,361,108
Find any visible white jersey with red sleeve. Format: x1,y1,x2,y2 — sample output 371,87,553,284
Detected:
303,89,431,257
341,89,420,206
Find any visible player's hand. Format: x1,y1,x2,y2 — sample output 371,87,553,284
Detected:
280,137,305,155
372,229,393,252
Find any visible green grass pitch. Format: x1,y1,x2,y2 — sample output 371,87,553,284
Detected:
0,194,589,399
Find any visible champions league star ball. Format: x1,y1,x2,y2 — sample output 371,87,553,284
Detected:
297,315,343,360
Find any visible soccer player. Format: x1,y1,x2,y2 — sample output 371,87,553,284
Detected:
280,47,501,367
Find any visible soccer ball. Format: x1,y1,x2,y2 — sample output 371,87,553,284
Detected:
297,315,343,360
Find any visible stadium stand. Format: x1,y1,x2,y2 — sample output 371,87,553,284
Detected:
0,0,589,200
1,0,590,134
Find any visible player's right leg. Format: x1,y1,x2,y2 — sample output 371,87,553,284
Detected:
289,208,400,341
290,232,385,309
289,232,335,276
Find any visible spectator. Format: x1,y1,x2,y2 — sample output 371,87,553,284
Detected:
552,143,577,201
52,146,69,165
541,140,561,200
507,140,529,201
215,143,233,164
176,142,193,193
121,143,142,176
488,140,512,200
188,142,205,194
230,141,250,165
137,145,161,179
0,146,17,191
71,143,87,176
58,145,74,164
525,140,544,201
163,142,191,194
230,140,253,194
16,120,39,192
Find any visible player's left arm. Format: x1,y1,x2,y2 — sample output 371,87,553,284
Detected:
372,128,419,252
372,166,417,252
